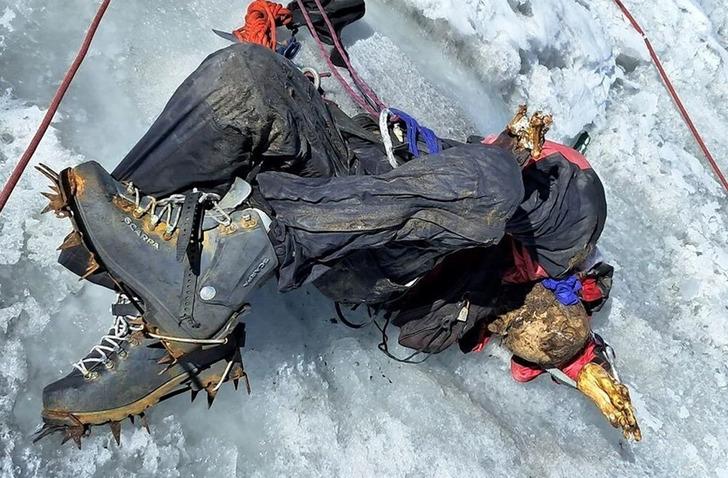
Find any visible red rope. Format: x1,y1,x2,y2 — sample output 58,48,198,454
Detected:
233,0,292,50
612,0,728,193
0,0,112,214
308,0,386,112
294,0,379,116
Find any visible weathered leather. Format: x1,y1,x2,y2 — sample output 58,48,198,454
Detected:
60,161,277,343
42,324,245,419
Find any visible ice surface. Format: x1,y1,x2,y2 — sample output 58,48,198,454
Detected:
1,0,727,476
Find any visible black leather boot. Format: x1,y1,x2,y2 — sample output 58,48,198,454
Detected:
38,161,276,357
34,294,249,448
33,162,275,446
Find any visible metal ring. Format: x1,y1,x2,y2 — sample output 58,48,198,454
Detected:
300,67,321,90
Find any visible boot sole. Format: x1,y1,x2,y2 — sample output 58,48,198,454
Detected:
41,359,240,427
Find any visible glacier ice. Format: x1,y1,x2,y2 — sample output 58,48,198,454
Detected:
1,0,727,476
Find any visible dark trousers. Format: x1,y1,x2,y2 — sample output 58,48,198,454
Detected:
112,43,525,302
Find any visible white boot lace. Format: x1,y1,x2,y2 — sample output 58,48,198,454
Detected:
72,296,144,377
123,183,232,235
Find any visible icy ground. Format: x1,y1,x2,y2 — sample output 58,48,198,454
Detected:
1,0,727,476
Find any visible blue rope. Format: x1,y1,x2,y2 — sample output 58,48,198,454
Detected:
388,108,441,157
542,276,582,306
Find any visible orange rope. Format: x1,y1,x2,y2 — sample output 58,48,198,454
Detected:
233,0,292,50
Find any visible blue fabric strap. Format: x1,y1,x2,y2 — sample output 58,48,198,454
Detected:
542,275,582,306
389,108,441,157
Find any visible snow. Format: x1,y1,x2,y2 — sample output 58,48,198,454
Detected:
1,0,727,476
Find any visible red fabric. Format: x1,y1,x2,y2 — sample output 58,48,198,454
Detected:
502,239,549,284
480,136,592,170
471,332,491,353
580,277,603,303
478,135,598,383
509,339,597,383
510,359,544,383
538,141,592,170
560,340,597,381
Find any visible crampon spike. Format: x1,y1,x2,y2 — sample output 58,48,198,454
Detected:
40,190,65,211
32,423,61,443
191,390,199,403
233,378,239,391
139,412,150,434
129,415,135,425
157,354,175,365
35,163,60,182
207,389,217,409
79,257,101,281
64,426,86,449
58,231,83,251
109,421,121,446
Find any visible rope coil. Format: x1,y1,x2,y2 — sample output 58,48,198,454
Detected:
233,0,293,50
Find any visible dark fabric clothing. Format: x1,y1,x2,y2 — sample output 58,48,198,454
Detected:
506,154,607,277
112,43,353,196
109,42,606,316
387,245,509,351
260,144,523,294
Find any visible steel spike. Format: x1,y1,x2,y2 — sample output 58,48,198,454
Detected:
207,389,217,409
32,424,58,443
109,421,121,446
140,413,150,434
129,415,135,425
40,191,60,202
233,378,239,391
35,163,59,181
157,354,175,365
191,390,199,403
244,374,252,395
79,264,100,281
58,231,82,251
71,432,82,449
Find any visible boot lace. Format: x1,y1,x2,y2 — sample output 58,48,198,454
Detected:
123,183,232,235
72,295,144,377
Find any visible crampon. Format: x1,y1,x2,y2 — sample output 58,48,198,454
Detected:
33,161,273,448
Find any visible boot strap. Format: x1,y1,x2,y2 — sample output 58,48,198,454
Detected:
177,191,204,329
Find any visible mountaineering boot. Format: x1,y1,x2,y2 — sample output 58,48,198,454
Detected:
34,161,276,446
34,295,250,448
38,160,277,358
